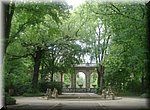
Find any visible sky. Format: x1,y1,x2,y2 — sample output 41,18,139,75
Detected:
65,0,149,6
66,0,86,8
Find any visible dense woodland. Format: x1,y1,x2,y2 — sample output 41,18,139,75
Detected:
3,0,149,105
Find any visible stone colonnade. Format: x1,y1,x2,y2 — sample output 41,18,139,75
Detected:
71,69,95,89
53,64,97,89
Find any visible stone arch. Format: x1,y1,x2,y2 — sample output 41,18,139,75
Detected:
62,63,98,93
76,72,86,88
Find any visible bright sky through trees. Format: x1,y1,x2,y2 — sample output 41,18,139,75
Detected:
66,0,86,8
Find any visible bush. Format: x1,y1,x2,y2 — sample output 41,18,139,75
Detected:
96,87,101,94
39,81,62,95
126,80,141,93
117,91,140,96
23,92,45,97
5,92,16,105
141,93,149,98
14,82,31,95
22,87,45,97
5,82,32,96
26,87,40,93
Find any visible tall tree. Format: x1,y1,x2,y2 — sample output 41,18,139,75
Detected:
6,1,70,89
65,1,147,93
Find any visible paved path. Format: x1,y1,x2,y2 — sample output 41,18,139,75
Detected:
6,93,149,110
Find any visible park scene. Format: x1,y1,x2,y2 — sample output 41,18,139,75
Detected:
2,0,149,109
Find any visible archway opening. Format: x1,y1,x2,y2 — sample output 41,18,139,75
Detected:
76,72,86,88
53,72,61,82
63,73,71,88
90,72,98,88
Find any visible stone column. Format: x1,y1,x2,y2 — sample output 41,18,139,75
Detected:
71,73,74,88
71,72,76,88
73,72,76,88
86,70,90,89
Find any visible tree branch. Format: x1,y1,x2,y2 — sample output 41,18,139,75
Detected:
110,4,142,22
89,3,142,22
10,18,33,43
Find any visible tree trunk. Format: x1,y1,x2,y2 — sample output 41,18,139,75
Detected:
3,3,15,55
145,1,150,93
50,46,55,82
60,72,63,94
97,64,104,94
32,47,42,89
51,73,54,82
60,73,63,85
141,75,144,93
40,64,44,80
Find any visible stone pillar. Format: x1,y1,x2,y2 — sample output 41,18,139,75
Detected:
86,70,90,89
74,72,76,88
71,73,74,88
71,72,76,88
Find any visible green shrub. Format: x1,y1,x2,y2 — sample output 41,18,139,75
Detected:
14,82,31,95
140,93,149,98
15,83,40,95
96,87,101,94
23,92,45,97
26,87,40,93
22,87,45,97
117,91,140,96
39,81,62,95
5,92,16,105
126,80,141,93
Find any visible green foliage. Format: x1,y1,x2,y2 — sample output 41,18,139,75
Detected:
140,93,149,98
23,92,44,97
118,91,141,97
125,80,142,93
63,73,71,85
5,1,72,90
14,82,32,95
39,81,62,95
22,86,45,97
71,2,148,94
4,56,32,95
5,92,16,105
40,38,83,79
4,1,148,96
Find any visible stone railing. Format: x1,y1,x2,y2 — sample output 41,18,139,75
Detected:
62,88,97,93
